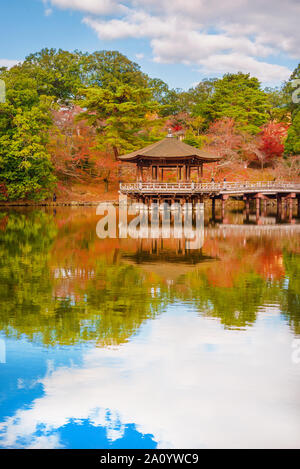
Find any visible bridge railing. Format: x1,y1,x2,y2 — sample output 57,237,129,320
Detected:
120,181,300,193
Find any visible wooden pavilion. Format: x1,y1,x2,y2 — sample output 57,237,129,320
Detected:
118,133,221,204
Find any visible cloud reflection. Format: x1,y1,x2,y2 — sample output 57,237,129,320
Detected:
1,304,300,449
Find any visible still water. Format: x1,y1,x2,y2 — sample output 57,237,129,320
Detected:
0,205,299,449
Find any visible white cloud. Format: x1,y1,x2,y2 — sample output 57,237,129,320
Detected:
198,54,292,83
0,59,20,68
41,0,299,83
135,53,144,60
1,305,300,449
47,0,124,15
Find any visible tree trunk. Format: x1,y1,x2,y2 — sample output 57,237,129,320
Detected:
113,146,119,161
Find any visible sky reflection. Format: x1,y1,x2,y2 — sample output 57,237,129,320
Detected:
1,303,299,449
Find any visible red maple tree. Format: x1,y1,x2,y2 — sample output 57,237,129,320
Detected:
259,121,289,161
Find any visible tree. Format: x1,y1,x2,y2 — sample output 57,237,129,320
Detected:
185,78,217,122
49,106,119,191
282,64,300,156
205,118,244,162
258,121,289,165
22,49,150,104
49,106,95,181
77,83,159,159
84,50,148,90
147,78,183,116
285,109,300,155
0,68,56,200
283,63,300,114
207,73,270,133
264,86,291,122
22,48,83,103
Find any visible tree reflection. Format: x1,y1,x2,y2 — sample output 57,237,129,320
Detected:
0,210,164,346
0,208,299,347
0,210,57,341
280,252,300,334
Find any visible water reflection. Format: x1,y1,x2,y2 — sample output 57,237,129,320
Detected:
0,206,299,448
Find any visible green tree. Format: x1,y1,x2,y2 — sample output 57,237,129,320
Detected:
185,78,217,122
207,73,269,133
283,63,300,114
285,109,300,155
147,78,186,116
264,86,291,122
83,50,148,90
0,68,56,200
22,49,149,103
23,48,83,103
284,63,300,155
77,83,159,158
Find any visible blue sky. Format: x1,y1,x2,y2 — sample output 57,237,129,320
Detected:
0,0,299,89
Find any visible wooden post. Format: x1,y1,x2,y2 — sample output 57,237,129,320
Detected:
171,197,176,212
289,197,293,223
256,197,260,217
283,198,287,220
277,195,282,219
245,197,250,217
212,197,216,220
187,165,190,182
222,197,226,219
263,199,267,213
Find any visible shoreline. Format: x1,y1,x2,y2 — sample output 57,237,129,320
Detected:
0,200,119,207
0,199,279,208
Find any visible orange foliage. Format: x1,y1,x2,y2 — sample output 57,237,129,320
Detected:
48,106,119,189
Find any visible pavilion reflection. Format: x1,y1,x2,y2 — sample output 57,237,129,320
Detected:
122,205,205,251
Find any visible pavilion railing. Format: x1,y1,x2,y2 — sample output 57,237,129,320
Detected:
120,181,300,193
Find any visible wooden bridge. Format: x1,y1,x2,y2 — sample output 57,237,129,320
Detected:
120,181,300,197
120,181,300,220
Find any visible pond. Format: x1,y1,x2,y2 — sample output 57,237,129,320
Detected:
0,205,299,449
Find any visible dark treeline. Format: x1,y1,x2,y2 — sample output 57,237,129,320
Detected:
0,48,299,200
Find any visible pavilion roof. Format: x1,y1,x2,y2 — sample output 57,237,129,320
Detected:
118,136,221,163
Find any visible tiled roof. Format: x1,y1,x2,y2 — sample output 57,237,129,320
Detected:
118,136,220,162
